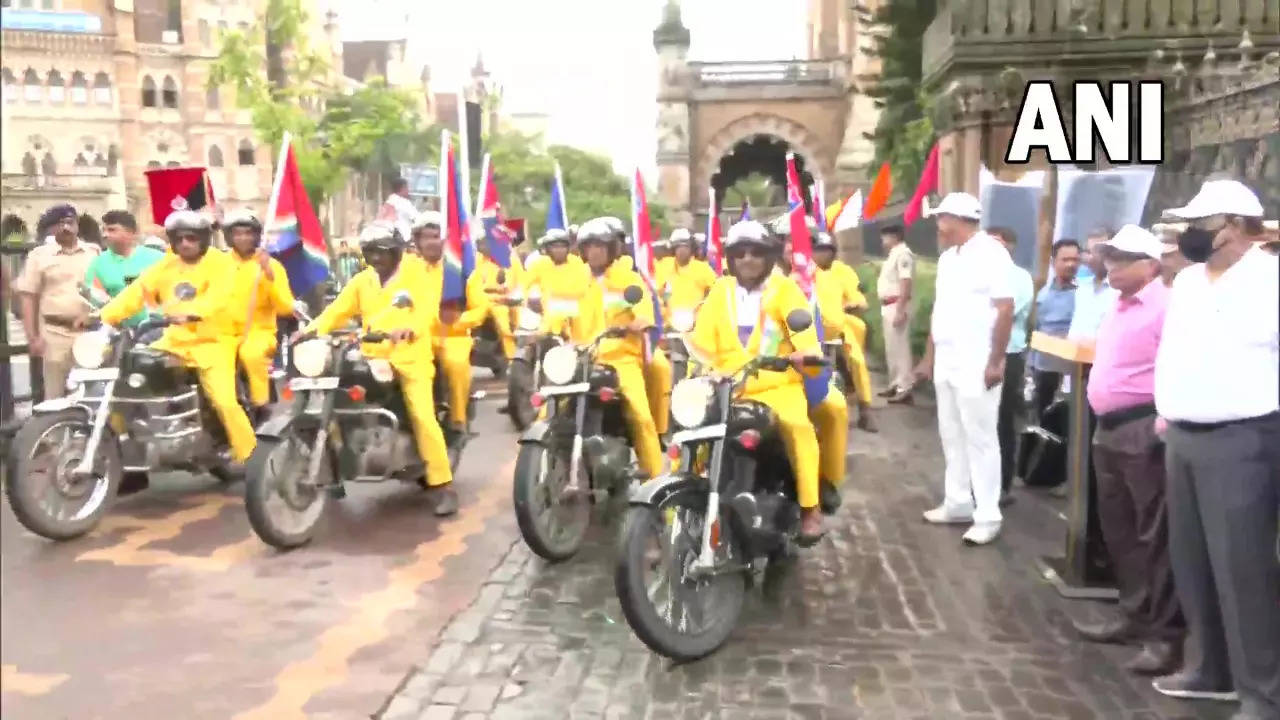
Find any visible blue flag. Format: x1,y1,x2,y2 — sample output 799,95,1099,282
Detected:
546,161,568,233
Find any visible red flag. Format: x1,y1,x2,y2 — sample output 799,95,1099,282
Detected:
440,131,475,303
903,143,940,226
630,169,662,359
784,152,815,297
145,166,215,226
862,162,892,221
475,154,514,268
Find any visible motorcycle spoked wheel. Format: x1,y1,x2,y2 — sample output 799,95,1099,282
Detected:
512,442,590,562
614,496,747,662
244,435,330,550
6,410,122,541
506,360,536,431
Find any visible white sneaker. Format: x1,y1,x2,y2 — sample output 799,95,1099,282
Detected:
922,505,974,524
962,521,1002,545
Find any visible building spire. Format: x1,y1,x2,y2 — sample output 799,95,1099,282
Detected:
653,0,690,49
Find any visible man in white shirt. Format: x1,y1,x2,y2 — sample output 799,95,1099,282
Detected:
914,193,1016,546
1067,228,1121,341
382,178,419,243
1151,179,1279,716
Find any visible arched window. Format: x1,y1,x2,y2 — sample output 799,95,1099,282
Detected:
205,85,220,110
23,68,41,102
208,144,224,167
93,72,111,104
146,160,161,170
69,71,88,104
198,20,210,46
141,75,157,107
161,76,178,108
47,70,65,102
166,160,181,168
237,139,255,166
2,69,17,103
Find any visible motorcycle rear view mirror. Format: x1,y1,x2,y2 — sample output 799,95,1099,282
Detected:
391,291,414,309
623,285,644,306
785,309,813,333
174,282,198,301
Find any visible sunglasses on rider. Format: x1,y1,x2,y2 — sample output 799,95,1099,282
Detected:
727,246,769,260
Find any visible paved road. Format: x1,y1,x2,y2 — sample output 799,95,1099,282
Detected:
2,383,1230,719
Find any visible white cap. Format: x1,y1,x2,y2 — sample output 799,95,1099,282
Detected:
1100,224,1162,260
1164,179,1264,219
926,192,982,221
412,210,443,230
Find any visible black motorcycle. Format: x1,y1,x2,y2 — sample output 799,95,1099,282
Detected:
512,286,645,562
614,309,828,660
504,304,545,431
245,292,478,549
5,285,247,541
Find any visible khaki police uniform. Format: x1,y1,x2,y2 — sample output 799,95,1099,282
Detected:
877,241,915,393
13,240,100,399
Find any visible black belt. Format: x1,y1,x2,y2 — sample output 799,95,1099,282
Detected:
41,315,78,330
1170,411,1280,433
1097,403,1157,431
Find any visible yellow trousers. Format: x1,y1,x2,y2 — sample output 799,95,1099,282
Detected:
436,336,474,427
395,363,453,487
811,385,849,488
487,306,516,359
644,349,673,436
841,324,873,406
237,328,277,407
745,383,821,509
846,314,867,349
192,349,257,462
609,357,664,478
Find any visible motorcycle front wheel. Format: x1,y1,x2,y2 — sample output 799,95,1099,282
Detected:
506,359,536,431
614,499,746,662
6,410,122,541
244,435,330,550
512,442,589,562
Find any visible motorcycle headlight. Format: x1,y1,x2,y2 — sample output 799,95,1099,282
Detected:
368,358,395,384
671,377,713,429
517,307,541,332
293,339,329,378
71,331,110,369
671,309,695,334
542,344,578,385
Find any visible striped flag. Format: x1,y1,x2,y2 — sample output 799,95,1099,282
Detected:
474,153,514,268
706,185,723,275
265,138,328,298
629,169,663,360
440,129,476,305
545,161,569,233
785,152,831,409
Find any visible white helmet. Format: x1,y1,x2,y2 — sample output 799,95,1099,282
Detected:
412,210,443,231
724,220,773,250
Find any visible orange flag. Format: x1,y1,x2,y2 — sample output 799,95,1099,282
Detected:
862,162,892,220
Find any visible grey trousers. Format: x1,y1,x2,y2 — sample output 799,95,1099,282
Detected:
1165,413,1280,716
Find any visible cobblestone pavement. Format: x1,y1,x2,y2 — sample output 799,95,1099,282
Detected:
379,400,1229,720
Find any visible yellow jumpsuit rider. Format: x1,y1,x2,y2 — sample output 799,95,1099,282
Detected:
222,209,295,412
522,229,591,340
301,222,458,515
688,220,847,541
99,210,257,462
575,219,665,478
403,212,489,431
473,245,524,359
813,232,877,432
654,229,716,431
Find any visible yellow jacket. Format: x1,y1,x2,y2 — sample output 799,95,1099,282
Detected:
579,258,656,364
659,258,717,319
688,273,820,395
227,252,295,337
305,264,435,368
474,254,524,300
101,249,237,353
652,256,676,290
400,255,488,340
814,270,849,340
524,254,591,338
817,260,867,310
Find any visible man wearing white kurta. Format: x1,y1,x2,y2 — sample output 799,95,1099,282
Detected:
915,193,1016,546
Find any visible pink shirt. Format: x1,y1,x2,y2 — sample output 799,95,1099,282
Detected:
1087,278,1169,415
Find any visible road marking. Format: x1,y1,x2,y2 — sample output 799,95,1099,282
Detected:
1,665,69,696
233,461,515,720
76,494,262,571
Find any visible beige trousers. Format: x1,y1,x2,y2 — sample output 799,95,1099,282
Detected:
880,303,913,392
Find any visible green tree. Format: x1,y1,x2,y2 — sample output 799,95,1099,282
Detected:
863,0,938,194
320,79,440,184
722,173,779,211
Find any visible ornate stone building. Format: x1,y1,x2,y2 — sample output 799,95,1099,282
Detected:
1,0,343,238
923,0,1279,220
653,0,883,226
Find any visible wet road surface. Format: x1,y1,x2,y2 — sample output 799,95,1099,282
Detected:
3,383,1231,719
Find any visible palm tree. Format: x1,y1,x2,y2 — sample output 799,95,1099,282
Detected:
723,173,779,213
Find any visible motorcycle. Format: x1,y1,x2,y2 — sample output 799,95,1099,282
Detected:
511,285,644,562
614,309,828,660
5,284,250,541
504,303,545,431
244,292,480,549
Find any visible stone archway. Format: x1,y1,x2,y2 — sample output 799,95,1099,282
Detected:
693,113,833,213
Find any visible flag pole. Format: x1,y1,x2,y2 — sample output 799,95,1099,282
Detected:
439,128,450,233
554,161,568,228
457,87,471,215
474,152,490,220
244,130,293,352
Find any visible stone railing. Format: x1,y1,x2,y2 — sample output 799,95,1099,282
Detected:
689,59,845,87
2,171,112,193
923,0,1279,82
0,29,114,55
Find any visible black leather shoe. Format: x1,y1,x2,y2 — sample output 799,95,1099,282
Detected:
431,485,459,516
819,480,842,515
1124,641,1181,676
1072,618,1140,644
877,386,899,398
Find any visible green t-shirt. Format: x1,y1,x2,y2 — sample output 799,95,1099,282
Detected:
84,244,166,326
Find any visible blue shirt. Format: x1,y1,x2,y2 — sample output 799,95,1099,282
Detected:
1006,264,1034,354
1068,277,1120,341
1030,279,1077,371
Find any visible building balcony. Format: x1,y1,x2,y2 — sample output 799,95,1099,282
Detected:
2,170,114,195
922,0,1280,85
1,28,115,55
